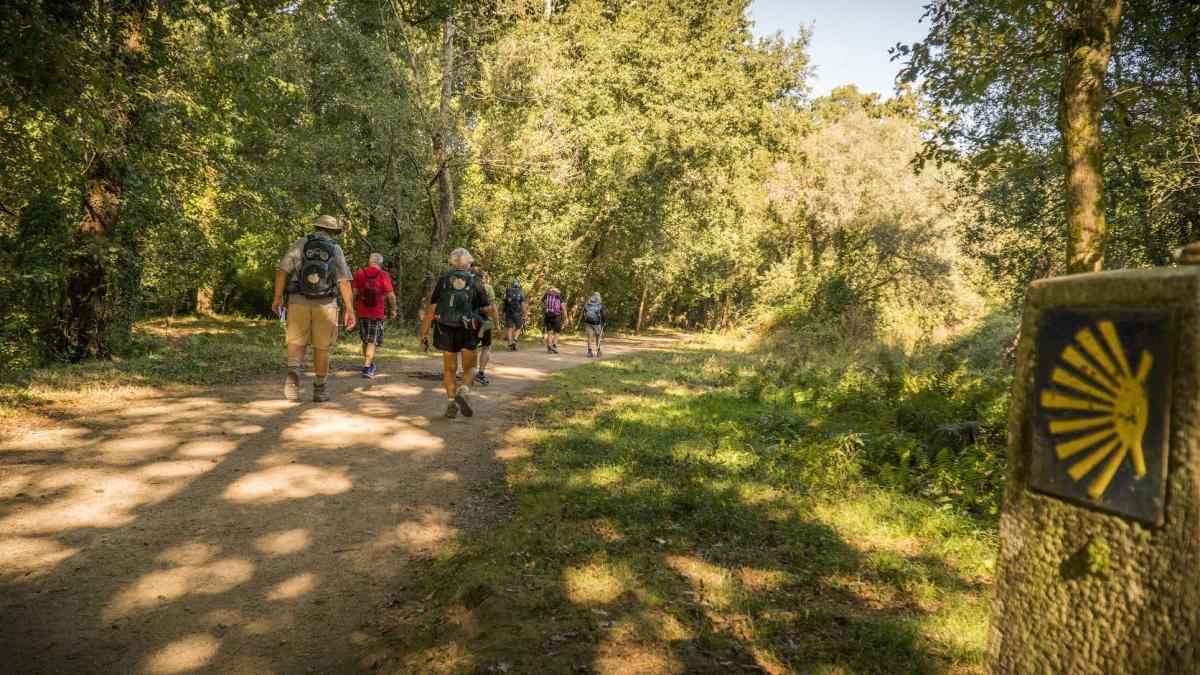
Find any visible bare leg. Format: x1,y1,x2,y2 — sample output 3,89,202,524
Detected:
441,351,458,399
364,342,377,367
313,349,331,378
479,345,491,372
459,349,479,390
287,344,306,364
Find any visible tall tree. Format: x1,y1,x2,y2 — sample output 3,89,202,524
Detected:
63,1,154,359
899,0,1125,275
416,17,458,327
1060,0,1123,272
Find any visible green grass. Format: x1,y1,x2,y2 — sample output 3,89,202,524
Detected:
0,314,422,420
378,334,1007,674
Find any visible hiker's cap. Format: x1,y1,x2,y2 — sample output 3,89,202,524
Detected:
313,214,342,232
512,281,521,288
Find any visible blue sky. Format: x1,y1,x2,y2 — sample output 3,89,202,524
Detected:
746,0,930,98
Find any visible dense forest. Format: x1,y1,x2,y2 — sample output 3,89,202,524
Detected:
1,0,1198,366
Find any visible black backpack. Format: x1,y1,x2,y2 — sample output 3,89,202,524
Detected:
502,287,524,313
297,235,338,299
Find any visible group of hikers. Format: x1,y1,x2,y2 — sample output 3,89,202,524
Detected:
271,215,608,418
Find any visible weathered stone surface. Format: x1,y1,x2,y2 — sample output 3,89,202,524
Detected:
988,267,1200,673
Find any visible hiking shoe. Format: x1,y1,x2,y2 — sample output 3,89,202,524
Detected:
474,372,491,385
455,389,474,417
588,349,594,358
546,346,553,354
596,349,602,357
312,382,329,403
284,370,300,400
366,363,378,379
550,346,558,354
360,366,370,378
444,402,459,418
509,342,516,351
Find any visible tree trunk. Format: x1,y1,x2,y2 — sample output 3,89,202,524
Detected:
1058,0,1122,274
416,19,457,328
635,285,648,334
195,284,214,315
545,0,554,19
62,2,152,360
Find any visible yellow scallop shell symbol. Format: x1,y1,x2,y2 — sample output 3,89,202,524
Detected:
1040,320,1152,500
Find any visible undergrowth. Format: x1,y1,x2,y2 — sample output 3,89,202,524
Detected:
375,329,1012,674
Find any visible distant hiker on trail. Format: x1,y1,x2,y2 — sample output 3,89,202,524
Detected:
418,247,492,419
272,215,356,403
542,287,564,354
353,252,397,379
583,292,606,358
502,281,527,351
469,263,501,385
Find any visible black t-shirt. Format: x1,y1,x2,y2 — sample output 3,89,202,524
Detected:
430,272,491,314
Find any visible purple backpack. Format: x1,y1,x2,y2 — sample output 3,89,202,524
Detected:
543,293,563,316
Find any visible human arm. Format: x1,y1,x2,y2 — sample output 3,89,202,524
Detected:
385,292,397,319
419,303,436,350
272,269,288,315
273,239,302,314
339,280,356,330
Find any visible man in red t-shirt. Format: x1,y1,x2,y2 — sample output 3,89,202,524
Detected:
351,253,397,378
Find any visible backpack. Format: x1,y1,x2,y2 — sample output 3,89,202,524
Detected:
359,267,382,308
298,235,338,299
583,301,604,325
543,293,563,316
436,270,478,329
502,287,525,313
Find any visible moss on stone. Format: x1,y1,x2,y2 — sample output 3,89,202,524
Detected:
988,267,1200,673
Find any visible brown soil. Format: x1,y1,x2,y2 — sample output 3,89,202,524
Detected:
0,336,664,674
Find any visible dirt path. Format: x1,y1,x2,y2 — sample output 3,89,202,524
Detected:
0,336,667,674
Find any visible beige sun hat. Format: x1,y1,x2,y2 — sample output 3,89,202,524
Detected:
313,214,342,232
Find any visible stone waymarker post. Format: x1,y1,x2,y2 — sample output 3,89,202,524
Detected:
988,266,1200,672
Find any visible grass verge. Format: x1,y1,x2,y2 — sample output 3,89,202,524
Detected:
0,314,421,422
372,333,1008,674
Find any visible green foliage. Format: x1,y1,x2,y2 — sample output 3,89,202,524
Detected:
899,0,1200,299
379,335,998,671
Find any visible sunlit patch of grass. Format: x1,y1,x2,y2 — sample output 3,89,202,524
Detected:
374,334,1003,673
0,315,423,426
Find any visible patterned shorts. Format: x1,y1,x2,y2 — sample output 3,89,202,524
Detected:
358,318,386,346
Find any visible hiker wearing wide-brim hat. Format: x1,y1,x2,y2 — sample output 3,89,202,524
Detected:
312,214,342,232
272,214,356,403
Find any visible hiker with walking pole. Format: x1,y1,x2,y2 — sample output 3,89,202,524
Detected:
583,292,605,358
352,252,397,378
272,215,356,402
418,248,492,418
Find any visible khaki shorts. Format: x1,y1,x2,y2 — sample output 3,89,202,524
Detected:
585,323,603,337
287,302,339,350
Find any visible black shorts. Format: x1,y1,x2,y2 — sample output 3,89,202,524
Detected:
478,328,492,348
543,313,562,332
504,312,523,330
433,323,477,353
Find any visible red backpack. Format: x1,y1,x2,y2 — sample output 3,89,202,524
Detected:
359,267,382,307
